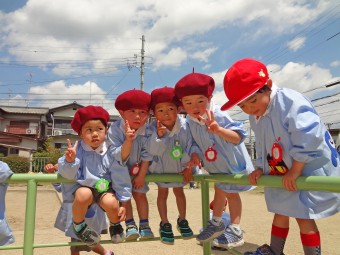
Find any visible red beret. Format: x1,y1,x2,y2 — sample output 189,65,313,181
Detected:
115,89,151,112
221,58,269,111
150,86,180,110
71,105,110,134
174,72,215,100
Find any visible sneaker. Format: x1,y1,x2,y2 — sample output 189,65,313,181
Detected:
125,223,140,241
212,225,244,248
73,223,100,246
109,224,125,243
176,218,194,240
196,220,225,242
244,244,277,255
159,222,174,245
139,225,154,240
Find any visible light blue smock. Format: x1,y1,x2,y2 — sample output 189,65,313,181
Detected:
58,140,132,202
0,161,15,246
107,118,154,193
187,103,254,192
250,86,340,219
147,116,200,188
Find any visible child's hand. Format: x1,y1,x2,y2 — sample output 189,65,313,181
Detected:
189,153,200,167
282,170,300,191
132,174,145,190
180,167,193,183
156,120,167,138
248,169,263,185
44,164,58,173
125,120,136,142
65,139,78,163
118,206,126,222
198,110,221,133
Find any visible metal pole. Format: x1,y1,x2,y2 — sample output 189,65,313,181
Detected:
140,35,145,90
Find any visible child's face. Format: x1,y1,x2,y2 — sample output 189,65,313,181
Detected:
237,90,271,117
79,120,108,150
119,109,149,130
181,95,210,118
154,102,180,130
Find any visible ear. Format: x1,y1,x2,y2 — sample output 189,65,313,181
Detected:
267,79,273,89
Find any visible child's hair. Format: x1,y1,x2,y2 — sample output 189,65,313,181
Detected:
71,105,110,134
257,84,271,94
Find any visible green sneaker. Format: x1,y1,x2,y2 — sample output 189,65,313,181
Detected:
159,222,174,245
177,218,194,240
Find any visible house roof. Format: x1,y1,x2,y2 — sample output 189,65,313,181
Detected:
0,106,49,115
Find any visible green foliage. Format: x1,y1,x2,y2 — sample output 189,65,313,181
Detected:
1,156,30,173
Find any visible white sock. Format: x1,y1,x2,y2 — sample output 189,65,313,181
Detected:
211,216,222,226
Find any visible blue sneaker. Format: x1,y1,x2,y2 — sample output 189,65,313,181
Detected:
176,218,194,240
212,225,244,248
196,220,225,242
125,223,140,241
159,222,174,245
139,225,154,240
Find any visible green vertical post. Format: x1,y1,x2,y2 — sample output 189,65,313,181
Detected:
201,180,211,255
23,179,37,255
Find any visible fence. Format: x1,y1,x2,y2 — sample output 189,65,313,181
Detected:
1,173,340,255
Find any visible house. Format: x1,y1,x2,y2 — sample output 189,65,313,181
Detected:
0,102,119,156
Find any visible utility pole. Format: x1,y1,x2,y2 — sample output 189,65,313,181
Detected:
140,35,145,91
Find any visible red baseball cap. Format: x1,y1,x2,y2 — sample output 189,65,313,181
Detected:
221,58,269,111
150,86,180,110
71,105,110,134
174,72,215,100
115,89,151,112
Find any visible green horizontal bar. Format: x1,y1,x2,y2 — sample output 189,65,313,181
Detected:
7,173,340,193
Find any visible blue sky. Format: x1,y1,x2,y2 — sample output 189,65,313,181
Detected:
0,0,339,124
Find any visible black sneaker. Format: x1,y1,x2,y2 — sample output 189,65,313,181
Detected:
109,224,125,243
176,218,194,240
73,223,100,246
159,222,174,245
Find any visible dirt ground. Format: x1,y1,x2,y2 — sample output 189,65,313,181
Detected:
2,183,340,255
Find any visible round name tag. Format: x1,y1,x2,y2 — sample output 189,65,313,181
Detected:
130,163,140,176
170,146,183,160
95,178,109,193
205,147,217,162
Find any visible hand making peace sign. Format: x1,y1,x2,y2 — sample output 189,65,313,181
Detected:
198,109,221,134
65,139,78,163
125,120,136,142
156,120,167,138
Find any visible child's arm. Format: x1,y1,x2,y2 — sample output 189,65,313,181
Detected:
44,163,58,173
132,160,149,189
58,139,80,180
248,168,264,185
282,160,304,191
118,201,128,222
199,110,241,144
121,120,135,162
180,166,193,183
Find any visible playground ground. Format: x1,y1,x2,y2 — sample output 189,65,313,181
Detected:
3,183,340,255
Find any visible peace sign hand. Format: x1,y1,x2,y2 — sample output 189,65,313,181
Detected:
125,120,136,142
156,120,167,138
65,139,78,163
198,110,221,133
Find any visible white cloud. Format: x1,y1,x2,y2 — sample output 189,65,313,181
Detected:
191,47,217,62
287,36,306,52
330,60,340,67
153,47,187,68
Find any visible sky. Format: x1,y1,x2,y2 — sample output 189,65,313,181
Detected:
0,0,339,127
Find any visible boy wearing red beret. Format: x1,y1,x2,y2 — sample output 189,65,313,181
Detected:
174,72,255,249
107,89,154,241
58,105,132,247
147,86,200,244
222,58,340,255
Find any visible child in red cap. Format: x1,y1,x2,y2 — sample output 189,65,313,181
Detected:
58,105,132,247
222,58,340,255
147,86,200,244
174,72,254,248
107,89,154,241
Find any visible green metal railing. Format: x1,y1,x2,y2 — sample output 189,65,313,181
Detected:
2,173,340,255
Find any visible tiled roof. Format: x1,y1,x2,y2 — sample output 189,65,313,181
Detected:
0,106,49,115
